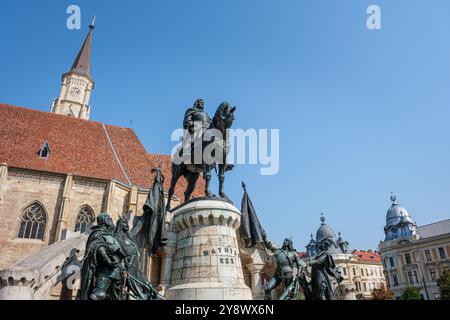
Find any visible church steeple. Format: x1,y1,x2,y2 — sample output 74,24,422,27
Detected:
51,17,96,120
71,16,95,77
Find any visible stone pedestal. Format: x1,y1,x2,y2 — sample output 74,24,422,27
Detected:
166,198,252,300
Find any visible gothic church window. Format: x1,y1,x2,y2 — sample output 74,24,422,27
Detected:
75,206,94,233
17,203,47,240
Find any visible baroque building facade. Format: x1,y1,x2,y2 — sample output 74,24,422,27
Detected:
304,214,386,300
379,194,450,300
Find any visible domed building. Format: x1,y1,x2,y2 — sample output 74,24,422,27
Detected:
305,214,386,300
379,193,450,300
384,193,417,241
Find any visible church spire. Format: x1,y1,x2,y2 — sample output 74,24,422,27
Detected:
71,16,95,77
51,17,96,120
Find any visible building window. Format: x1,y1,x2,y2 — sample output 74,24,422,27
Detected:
429,268,436,281
405,253,412,264
413,270,419,284
363,283,367,291
438,247,446,260
352,268,356,276
343,267,347,276
389,257,395,267
17,203,46,240
75,206,95,233
407,271,414,284
38,140,51,158
393,274,399,286
424,249,432,262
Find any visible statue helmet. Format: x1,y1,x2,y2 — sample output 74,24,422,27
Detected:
318,236,337,251
193,98,204,109
282,237,294,251
115,215,129,232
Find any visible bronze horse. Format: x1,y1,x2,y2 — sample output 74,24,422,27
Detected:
166,101,236,211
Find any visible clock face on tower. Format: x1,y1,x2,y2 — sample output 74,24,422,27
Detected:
70,87,80,97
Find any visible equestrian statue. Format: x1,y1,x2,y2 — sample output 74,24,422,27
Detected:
166,98,236,211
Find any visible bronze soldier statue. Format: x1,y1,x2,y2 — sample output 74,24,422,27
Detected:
308,236,344,300
78,213,124,300
114,216,164,300
166,99,236,211
263,237,311,300
183,98,212,134
78,166,168,300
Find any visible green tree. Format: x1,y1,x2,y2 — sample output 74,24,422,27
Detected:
371,283,394,300
437,270,450,300
401,286,421,300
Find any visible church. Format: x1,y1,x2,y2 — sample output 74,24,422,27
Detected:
0,21,276,300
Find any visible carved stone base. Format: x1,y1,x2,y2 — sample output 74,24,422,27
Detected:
165,199,252,300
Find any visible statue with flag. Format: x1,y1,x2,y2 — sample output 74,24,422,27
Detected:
134,162,169,255
240,182,311,300
240,181,267,248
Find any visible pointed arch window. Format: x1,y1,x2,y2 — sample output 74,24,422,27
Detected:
18,203,47,240
75,206,94,233
38,140,51,158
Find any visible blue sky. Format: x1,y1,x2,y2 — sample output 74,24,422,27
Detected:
1,0,450,250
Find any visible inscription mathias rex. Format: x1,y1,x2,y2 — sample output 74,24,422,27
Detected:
202,246,238,264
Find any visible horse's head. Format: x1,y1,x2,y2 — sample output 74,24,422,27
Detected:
213,101,236,132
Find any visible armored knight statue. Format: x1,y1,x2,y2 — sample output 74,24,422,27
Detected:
166,99,236,211
78,166,168,300
263,237,311,300
183,98,212,135
308,236,344,300
114,216,164,300
77,212,123,300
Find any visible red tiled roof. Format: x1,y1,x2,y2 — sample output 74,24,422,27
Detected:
352,250,382,263
104,124,152,187
0,103,130,183
0,103,204,200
